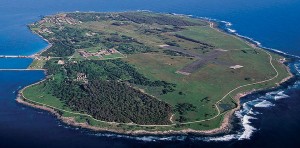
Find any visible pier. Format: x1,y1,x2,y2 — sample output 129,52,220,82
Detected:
0,55,33,58
0,69,44,71
0,54,42,71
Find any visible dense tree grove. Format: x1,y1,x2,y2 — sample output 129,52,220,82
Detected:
43,79,172,124
44,59,176,92
41,41,75,57
43,59,175,124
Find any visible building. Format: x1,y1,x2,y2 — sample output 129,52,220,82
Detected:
230,65,244,69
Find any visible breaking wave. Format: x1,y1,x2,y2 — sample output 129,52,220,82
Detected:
202,134,238,142
221,20,232,27
227,28,236,33
274,91,290,100
254,100,275,108
239,115,257,140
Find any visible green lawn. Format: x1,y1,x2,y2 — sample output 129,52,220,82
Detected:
28,58,47,69
177,26,251,51
102,53,126,59
23,83,71,111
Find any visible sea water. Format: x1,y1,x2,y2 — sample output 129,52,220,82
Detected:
0,0,300,147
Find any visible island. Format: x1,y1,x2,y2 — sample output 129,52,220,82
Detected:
17,11,292,135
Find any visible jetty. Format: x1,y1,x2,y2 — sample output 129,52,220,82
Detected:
0,69,44,71
0,55,33,58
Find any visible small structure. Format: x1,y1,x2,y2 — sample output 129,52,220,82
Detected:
85,32,93,37
78,48,120,58
279,58,286,63
158,44,170,48
215,48,228,52
176,71,190,76
57,60,65,65
230,65,244,69
75,73,88,83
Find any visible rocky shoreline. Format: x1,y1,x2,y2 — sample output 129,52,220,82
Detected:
16,73,292,136
16,16,294,136
16,75,236,136
16,95,231,136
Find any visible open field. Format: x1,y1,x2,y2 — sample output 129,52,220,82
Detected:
21,11,291,134
28,58,47,69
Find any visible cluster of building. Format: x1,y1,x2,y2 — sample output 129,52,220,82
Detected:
75,73,88,84
39,14,80,26
78,48,118,58
38,27,53,34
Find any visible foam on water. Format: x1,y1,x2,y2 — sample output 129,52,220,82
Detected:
202,134,239,142
230,62,300,141
239,115,257,140
211,21,300,139
227,28,236,33
248,108,260,115
220,20,232,26
254,100,275,108
293,62,300,74
234,107,257,140
92,132,186,142
274,91,289,100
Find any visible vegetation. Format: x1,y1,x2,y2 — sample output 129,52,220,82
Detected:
40,58,178,124
163,49,193,57
24,11,291,132
45,59,176,94
41,78,172,124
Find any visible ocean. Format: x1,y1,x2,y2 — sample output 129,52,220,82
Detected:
0,0,300,147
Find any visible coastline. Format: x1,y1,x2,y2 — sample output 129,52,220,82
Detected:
16,93,231,136
28,25,52,57
16,77,292,136
16,16,294,136
16,77,232,135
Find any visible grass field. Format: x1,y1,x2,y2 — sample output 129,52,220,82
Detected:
28,58,47,69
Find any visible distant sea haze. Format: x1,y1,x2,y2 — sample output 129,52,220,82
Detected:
0,0,300,147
